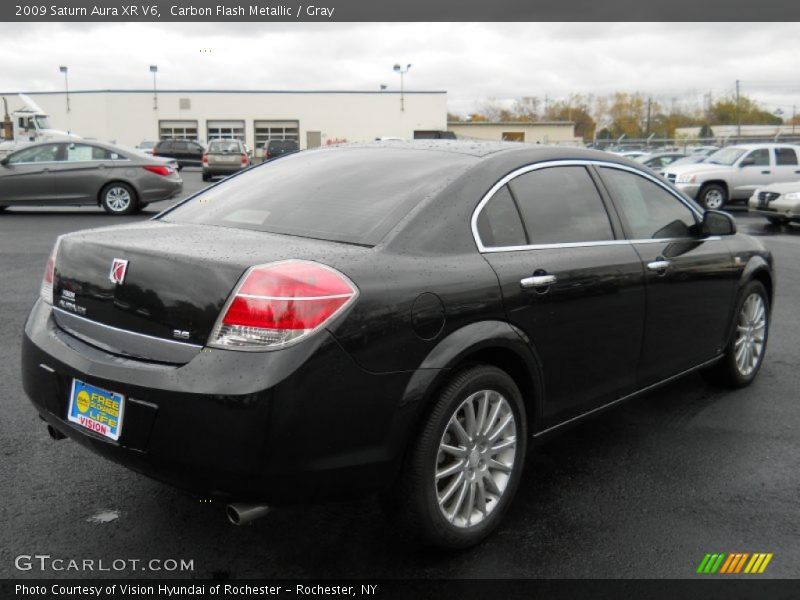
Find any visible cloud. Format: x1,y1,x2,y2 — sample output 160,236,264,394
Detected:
1,22,798,115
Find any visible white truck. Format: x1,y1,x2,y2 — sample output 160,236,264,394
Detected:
1,94,79,157
663,143,800,210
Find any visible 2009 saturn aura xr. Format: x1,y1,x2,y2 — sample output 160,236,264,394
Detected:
21,142,773,548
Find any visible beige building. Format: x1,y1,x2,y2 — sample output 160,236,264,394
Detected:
4,89,448,151
447,121,580,145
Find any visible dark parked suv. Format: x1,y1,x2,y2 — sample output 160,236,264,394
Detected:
152,139,206,167
263,139,299,162
22,142,773,548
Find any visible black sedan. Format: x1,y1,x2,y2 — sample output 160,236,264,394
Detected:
21,142,773,548
0,140,183,215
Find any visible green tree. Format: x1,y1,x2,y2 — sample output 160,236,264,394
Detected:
709,95,782,125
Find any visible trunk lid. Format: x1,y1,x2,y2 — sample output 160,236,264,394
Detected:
52,221,367,354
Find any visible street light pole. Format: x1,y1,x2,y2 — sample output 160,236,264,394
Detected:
393,63,411,112
59,66,70,113
150,65,158,111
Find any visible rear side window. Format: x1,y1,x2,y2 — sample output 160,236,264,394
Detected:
599,167,697,239
776,147,798,166
476,185,526,248
65,144,117,161
162,148,473,246
508,166,614,244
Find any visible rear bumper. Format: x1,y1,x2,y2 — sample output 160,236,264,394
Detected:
21,300,418,503
141,179,183,203
203,165,247,176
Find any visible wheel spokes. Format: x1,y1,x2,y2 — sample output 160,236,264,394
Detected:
435,388,518,529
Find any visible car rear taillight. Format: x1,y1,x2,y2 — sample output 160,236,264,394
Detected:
208,260,358,350
241,153,248,165
40,238,62,305
202,153,209,165
143,165,173,176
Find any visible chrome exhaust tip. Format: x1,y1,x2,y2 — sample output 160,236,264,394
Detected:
47,425,66,441
226,503,272,526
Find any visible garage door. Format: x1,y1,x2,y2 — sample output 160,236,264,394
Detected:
159,120,199,141
207,120,245,142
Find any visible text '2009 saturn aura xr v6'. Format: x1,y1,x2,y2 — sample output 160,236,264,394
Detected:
22,141,773,548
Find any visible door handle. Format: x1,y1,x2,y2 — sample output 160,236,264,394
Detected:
520,274,557,289
647,260,670,273
761,170,771,175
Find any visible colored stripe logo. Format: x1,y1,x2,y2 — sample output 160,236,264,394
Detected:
697,553,773,574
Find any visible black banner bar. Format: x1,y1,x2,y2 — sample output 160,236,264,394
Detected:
3,0,800,22
4,579,800,600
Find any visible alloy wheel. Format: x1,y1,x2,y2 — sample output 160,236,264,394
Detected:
734,293,767,377
105,187,132,212
435,389,517,528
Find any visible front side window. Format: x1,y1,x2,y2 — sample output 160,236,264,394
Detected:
508,166,614,245
600,167,697,239
8,144,61,164
742,148,770,167
476,185,526,248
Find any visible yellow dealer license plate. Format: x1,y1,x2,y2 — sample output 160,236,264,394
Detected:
67,379,125,441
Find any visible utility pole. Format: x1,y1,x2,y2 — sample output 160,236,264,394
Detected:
735,79,741,140
544,93,549,118
645,97,652,140
793,104,796,136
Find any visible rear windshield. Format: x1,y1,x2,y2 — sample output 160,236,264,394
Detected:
209,140,242,153
268,141,297,151
161,147,474,246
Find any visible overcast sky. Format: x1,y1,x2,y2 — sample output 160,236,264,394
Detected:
1,22,799,117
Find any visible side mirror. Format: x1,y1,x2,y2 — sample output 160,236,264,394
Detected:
740,156,755,167
0,157,8,166
702,210,736,236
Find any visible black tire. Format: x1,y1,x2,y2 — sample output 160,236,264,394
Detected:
389,365,527,549
202,172,211,182
704,280,769,388
766,217,787,226
0,206,7,212
100,182,137,215
698,183,727,210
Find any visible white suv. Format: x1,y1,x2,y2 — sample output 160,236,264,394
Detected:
663,143,800,209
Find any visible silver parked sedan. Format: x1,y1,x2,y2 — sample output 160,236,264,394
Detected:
0,140,183,215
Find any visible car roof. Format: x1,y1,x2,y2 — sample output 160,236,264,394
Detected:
727,143,800,150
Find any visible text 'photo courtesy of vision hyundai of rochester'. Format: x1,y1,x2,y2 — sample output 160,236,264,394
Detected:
21,141,773,548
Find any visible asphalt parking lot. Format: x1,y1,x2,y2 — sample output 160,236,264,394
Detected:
1,170,798,579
